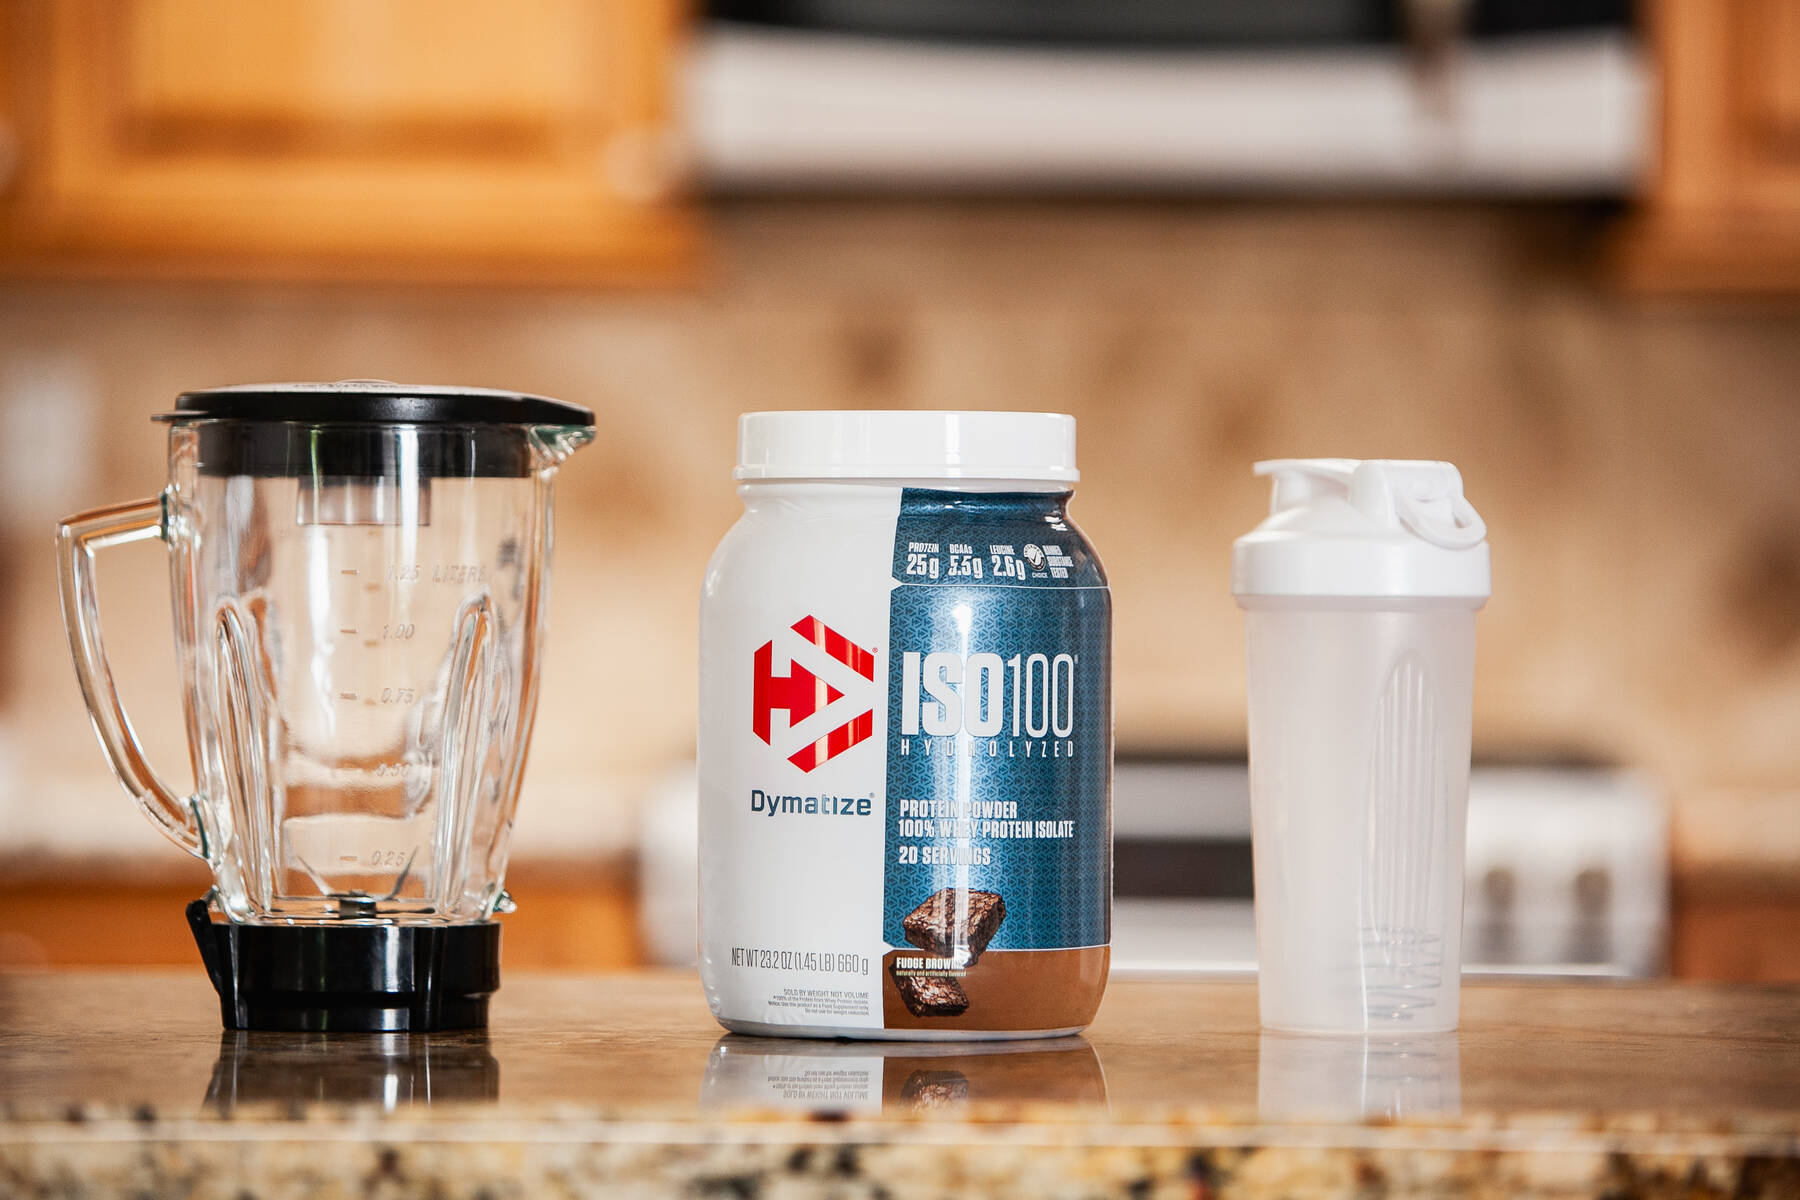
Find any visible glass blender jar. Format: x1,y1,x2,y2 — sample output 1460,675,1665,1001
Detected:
57,383,593,1030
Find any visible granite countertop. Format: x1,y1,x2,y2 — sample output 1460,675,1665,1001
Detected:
2,971,1797,1199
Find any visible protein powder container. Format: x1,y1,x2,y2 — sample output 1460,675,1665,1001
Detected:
699,411,1112,1040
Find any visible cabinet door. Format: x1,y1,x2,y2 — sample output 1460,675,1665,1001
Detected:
0,0,694,283
1622,0,1800,291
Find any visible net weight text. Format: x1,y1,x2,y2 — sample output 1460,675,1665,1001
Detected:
731,946,870,975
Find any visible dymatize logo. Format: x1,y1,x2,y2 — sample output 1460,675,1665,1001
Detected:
754,616,877,772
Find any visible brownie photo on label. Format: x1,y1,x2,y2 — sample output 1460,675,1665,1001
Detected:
891,967,970,1018
902,888,1007,963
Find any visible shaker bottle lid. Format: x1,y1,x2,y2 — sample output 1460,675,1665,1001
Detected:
158,380,594,428
736,410,1078,482
1232,458,1490,601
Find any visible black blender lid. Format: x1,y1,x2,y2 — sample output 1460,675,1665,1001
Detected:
158,380,594,427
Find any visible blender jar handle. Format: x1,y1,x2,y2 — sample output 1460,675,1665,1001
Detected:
56,496,206,859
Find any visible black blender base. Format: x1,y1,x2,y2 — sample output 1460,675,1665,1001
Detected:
186,899,501,1032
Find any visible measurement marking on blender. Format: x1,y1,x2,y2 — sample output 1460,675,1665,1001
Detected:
338,691,358,701
340,568,358,576
338,627,358,635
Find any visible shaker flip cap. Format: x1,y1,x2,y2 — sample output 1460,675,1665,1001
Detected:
1232,459,1491,602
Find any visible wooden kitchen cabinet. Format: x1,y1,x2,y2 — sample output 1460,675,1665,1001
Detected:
0,0,695,284
1621,0,1800,291
0,862,645,968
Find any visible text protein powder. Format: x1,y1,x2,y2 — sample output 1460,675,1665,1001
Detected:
699,411,1112,1039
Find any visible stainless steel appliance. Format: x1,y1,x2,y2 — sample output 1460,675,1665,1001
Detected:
1110,757,1667,978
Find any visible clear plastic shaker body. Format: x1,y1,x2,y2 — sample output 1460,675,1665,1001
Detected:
1244,599,1478,1034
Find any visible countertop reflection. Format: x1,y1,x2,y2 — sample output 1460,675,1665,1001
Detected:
2,971,1796,1198
207,1031,501,1110
703,1034,1109,1113
1258,1031,1460,1121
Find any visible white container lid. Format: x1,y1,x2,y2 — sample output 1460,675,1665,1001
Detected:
1232,458,1491,602
736,410,1078,482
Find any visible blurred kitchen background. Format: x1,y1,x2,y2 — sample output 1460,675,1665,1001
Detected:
0,0,1796,980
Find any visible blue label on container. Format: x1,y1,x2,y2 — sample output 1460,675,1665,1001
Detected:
883,489,1111,952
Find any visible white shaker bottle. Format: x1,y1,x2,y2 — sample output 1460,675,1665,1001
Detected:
1232,459,1490,1034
